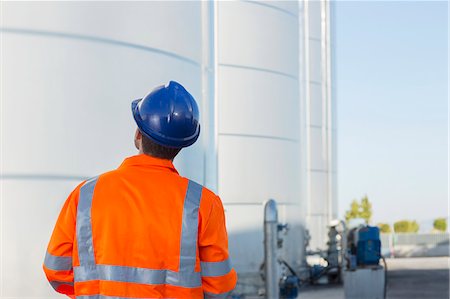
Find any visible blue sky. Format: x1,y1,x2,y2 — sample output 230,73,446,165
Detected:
333,1,448,229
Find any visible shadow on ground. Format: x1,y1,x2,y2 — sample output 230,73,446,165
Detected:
387,268,449,299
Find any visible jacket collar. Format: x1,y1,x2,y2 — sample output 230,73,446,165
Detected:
119,154,178,174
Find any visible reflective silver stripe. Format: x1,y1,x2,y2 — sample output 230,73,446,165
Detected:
44,251,72,271
74,178,203,288
166,269,201,288
204,291,232,299
76,177,98,271
49,280,74,289
179,180,203,273
74,264,164,284
74,264,201,287
201,258,232,277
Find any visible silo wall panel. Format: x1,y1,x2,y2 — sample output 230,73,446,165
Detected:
252,0,299,16
310,172,329,215
218,137,300,205
218,1,298,76
2,180,79,296
218,67,299,141
307,215,329,251
308,0,322,40
310,127,329,171
309,83,324,127
2,33,202,178
225,205,265,273
308,39,322,83
3,2,202,62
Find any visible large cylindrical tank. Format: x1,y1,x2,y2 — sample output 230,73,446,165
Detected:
0,1,335,297
215,1,303,285
303,0,337,251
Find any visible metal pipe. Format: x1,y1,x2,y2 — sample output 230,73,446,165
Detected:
321,0,333,226
201,0,217,191
321,0,328,164
325,0,334,224
339,220,347,281
264,199,279,299
303,0,312,228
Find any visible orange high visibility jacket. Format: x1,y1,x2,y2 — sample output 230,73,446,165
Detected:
43,154,237,298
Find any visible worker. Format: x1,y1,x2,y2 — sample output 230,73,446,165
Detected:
43,81,238,298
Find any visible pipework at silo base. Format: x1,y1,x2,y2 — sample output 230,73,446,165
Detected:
228,205,391,299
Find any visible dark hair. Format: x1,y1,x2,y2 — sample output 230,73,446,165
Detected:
141,133,181,160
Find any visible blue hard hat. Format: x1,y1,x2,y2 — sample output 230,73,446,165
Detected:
132,81,200,148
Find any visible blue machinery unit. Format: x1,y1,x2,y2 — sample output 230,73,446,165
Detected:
347,225,381,268
356,226,381,266
345,225,386,299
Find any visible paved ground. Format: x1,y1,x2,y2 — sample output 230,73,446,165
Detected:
385,257,449,299
298,257,449,299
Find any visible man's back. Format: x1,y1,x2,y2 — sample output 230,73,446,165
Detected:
91,155,191,272
44,154,237,298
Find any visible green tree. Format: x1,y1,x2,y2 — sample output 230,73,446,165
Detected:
410,221,419,233
433,218,447,232
377,223,391,233
360,195,372,224
394,220,420,233
344,196,373,224
345,200,360,222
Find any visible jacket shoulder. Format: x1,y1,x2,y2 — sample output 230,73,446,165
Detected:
195,183,224,212
92,168,125,182
184,178,220,202
201,186,220,202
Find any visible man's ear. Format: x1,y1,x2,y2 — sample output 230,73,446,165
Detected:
134,129,142,151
